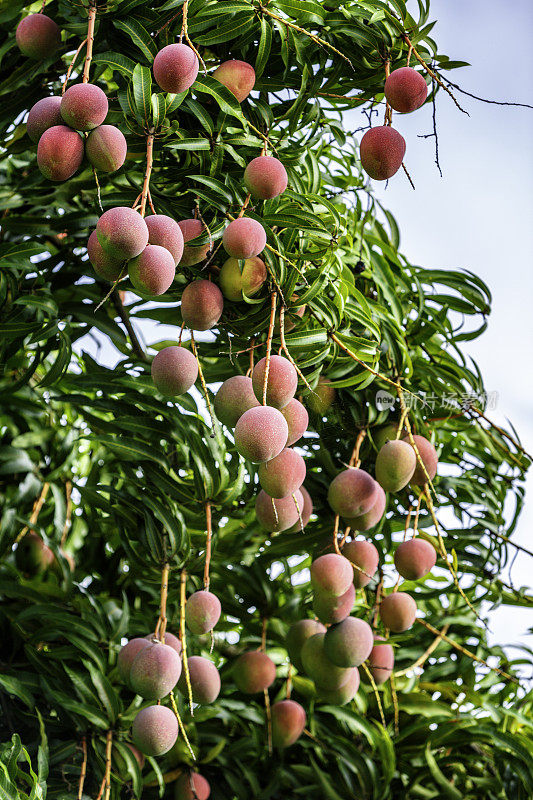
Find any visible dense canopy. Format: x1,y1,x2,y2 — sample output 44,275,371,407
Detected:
0,1,532,799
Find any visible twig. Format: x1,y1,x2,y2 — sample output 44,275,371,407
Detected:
94,265,127,312
147,189,157,215
417,619,519,684
95,777,106,800
237,193,251,218
402,34,468,115
422,483,482,624
260,617,268,652
246,336,256,377
401,162,415,190
92,166,104,213
328,329,418,400
260,6,354,70
389,672,399,736
470,406,532,460
442,77,533,110
384,59,392,126
394,623,450,677
246,120,278,153
82,5,97,84
487,529,533,559
371,570,384,627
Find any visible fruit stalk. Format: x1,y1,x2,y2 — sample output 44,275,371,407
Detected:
278,305,313,393
82,4,97,84
260,618,273,753
169,691,196,759
203,501,212,590
261,291,277,405
76,735,87,800
179,0,205,73
140,133,155,218
179,569,194,714
348,429,366,468
62,37,87,95
154,562,170,643
111,290,147,361
360,662,386,726
384,60,392,126
190,333,217,434
401,33,467,115
16,482,50,543
103,729,113,800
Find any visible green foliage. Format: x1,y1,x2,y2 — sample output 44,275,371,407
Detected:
0,1,532,799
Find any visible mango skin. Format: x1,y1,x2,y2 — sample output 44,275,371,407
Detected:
379,592,417,632
271,700,306,748
60,83,108,131
16,14,61,60
342,540,379,589
384,67,428,113
222,218,266,260
85,125,127,173
27,96,62,142
219,256,267,301
394,538,436,580
286,619,326,671
214,375,259,428
360,126,406,181
37,125,83,181
234,406,288,463
375,439,416,493
212,60,255,102
132,705,178,757
151,346,198,396
233,651,276,694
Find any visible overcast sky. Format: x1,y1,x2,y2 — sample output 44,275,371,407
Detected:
364,0,533,652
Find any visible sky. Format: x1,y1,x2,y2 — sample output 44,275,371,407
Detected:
361,0,533,652
77,0,533,655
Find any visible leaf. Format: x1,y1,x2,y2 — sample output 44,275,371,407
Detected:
424,743,463,800
114,19,158,62
192,75,244,120
92,51,137,78
132,63,152,123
